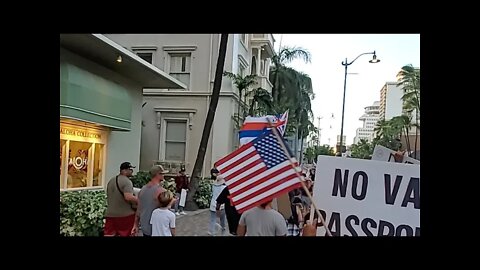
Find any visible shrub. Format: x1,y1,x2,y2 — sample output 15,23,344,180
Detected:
131,171,177,194
60,189,106,236
194,178,213,209
131,171,150,188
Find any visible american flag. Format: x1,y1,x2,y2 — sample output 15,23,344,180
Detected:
214,129,302,213
275,110,288,135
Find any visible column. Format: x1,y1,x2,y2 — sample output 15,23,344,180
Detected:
257,48,261,76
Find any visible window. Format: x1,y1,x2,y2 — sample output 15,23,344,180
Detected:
251,56,257,75
164,120,187,162
136,52,153,64
169,53,191,88
60,123,106,190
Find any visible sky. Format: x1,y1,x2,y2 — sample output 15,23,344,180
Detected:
273,34,420,147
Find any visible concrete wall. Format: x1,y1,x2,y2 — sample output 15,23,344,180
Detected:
105,34,262,177
211,96,236,165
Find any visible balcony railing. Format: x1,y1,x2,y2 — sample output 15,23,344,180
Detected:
251,34,275,45
251,34,275,57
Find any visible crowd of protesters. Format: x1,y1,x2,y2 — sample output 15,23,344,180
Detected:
103,161,319,237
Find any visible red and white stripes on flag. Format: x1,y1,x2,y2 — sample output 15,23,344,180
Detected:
214,129,302,213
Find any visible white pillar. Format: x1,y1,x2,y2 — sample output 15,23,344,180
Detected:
256,48,261,76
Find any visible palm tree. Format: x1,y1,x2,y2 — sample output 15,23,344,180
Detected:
270,46,311,104
246,87,274,116
397,64,420,158
390,115,413,154
373,119,402,150
223,72,259,128
351,139,373,159
304,146,316,164
185,34,229,211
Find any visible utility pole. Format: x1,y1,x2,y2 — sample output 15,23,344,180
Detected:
317,116,322,147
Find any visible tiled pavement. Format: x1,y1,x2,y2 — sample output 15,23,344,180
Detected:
175,209,234,236
140,208,235,236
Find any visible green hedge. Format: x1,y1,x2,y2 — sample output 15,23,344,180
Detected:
194,179,213,209
131,171,177,194
60,189,106,236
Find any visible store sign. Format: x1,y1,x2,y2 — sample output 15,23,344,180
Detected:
69,150,88,170
60,127,101,139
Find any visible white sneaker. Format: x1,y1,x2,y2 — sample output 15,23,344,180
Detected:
175,212,180,216
180,211,187,215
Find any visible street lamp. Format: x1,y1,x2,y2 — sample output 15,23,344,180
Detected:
338,51,380,154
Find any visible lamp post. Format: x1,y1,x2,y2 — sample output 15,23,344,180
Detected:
338,51,380,154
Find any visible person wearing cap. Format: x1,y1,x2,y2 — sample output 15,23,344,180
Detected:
174,167,189,216
104,162,138,236
208,174,227,236
132,165,169,237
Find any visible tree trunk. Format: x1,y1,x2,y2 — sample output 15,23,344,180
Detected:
299,130,304,164
185,34,229,211
294,123,299,160
414,110,419,159
404,127,411,155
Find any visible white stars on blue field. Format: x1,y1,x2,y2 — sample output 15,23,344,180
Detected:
253,132,288,168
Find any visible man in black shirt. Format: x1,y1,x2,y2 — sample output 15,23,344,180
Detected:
215,187,241,236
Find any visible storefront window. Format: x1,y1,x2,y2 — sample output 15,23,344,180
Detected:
67,141,91,188
93,144,104,187
60,122,107,190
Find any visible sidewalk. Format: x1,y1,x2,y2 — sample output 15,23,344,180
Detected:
139,208,234,236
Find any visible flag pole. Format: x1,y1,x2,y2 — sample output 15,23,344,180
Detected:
267,119,332,236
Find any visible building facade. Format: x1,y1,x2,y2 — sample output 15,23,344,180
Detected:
60,34,185,191
353,101,380,144
105,34,275,176
379,82,403,121
378,81,420,153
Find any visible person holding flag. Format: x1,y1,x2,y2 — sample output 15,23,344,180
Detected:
214,118,332,236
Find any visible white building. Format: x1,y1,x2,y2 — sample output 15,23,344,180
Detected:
105,34,275,177
353,101,380,144
378,78,420,153
379,82,403,121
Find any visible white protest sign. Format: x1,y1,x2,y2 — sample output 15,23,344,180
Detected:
179,188,187,207
313,155,420,236
372,145,420,165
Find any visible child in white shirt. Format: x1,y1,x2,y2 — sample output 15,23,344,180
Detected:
150,190,176,236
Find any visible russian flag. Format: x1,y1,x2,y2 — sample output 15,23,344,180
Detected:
239,111,288,146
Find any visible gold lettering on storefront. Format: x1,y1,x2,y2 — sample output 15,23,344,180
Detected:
60,128,101,139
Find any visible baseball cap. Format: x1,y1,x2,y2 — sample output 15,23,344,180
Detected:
120,162,136,170
150,165,169,177
211,168,219,174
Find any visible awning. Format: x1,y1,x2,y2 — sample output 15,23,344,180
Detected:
60,34,187,89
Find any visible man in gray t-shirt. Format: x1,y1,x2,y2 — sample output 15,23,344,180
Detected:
104,162,138,236
132,165,169,237
237,200,288,236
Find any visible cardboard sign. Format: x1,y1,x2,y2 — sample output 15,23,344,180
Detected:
179,188,187,207
312,156,420,236
372,145,420,165
276,193,292,220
